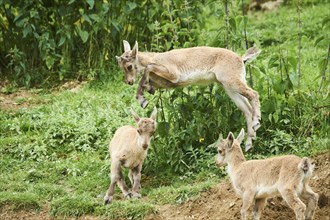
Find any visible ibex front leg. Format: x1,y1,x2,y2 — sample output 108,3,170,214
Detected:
130,164,142,199
136,73,152,109
136,64,178,108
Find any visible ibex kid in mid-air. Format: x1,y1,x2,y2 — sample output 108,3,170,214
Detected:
116,40,261,150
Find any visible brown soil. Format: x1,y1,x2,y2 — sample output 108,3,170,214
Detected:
1,152,329,220
0,81,86,111
0,89,39,111
149,152,330,220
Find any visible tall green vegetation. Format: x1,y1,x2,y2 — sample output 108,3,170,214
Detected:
0,0,208,86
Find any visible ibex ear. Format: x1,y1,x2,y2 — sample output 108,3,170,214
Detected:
131,41,138,58
130,109,140,123
123,40,131,52
217,133,223,143
227,132,235,149
150,107,157,121
237,128,245,143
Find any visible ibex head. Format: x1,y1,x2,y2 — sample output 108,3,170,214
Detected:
215,128,245,167
131,107,157,150
116,40,139,85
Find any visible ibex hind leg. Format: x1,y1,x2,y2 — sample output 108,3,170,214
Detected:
104,162,122,204
233,81,261,132
223,87,256,151
280,188,306,220
301,186,319,220
252,198,267,220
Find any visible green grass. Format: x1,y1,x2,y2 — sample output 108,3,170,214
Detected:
95,200,156,219
0,192,40,211
0,1,329,219
147,179,217,205
50,194,98,217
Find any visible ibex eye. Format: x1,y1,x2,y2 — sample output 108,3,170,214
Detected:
127,65,133,71
218,150,223,154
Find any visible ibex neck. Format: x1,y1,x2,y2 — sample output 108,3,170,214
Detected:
137,52,157,68
227,147,246,172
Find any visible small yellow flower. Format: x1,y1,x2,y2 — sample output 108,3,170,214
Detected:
199,137,205,143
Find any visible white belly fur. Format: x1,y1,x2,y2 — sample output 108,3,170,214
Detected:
178,70,216,86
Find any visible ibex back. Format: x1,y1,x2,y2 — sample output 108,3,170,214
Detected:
116,40,261,150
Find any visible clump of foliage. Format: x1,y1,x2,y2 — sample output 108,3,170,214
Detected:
0,0,209,86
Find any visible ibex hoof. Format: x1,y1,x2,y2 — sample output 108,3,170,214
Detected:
245,143,253,152
148,87,155,95
104,196,113,205
140,100,149,109
252,121,261,131
132,193,141,199
124,192,132,199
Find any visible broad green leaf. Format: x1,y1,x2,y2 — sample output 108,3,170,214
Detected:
87,0,94,9
268,55,280,68
82,14,92,24
46,56,55,69
273,112,279,123
78,29,89,43
29,10,39,19
58,36,66,47
13,12,23,23
287,56,297,72
127,2,137,11
89,14,100,22
263,99,276,113
157,122,170,138
229,17,236,32
314,36,325,46
111,20,120,32
23,26,31,38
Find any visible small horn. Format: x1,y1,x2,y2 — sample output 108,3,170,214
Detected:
121,57,129,62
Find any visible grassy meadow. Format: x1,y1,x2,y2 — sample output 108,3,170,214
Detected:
0,1,329,219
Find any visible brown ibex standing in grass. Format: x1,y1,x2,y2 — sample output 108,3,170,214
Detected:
116,40,261,151
216,129,319,220
104,108,157,204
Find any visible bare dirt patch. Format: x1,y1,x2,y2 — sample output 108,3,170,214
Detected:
0,204,51,220
0,89,39,111
149,152,330,220
0,81,86,112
